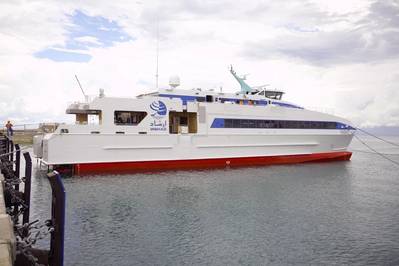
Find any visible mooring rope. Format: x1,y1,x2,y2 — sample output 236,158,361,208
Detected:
356,127,399,148
0,145,30,158
354,134,399,167
351,149,399,156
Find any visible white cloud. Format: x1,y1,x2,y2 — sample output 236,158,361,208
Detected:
0,0,398,128
74,36,102,45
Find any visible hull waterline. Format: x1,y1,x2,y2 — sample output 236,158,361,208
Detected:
71,151,352,175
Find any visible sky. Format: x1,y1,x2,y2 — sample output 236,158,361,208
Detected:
1,0,398,127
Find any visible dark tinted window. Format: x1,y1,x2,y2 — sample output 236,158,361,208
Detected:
221,119,336,129
114,111,147,125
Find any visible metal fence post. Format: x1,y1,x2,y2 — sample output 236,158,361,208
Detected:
5,137,9,155
12,144,21,219
15,143,20,180
22,152,32,226
48,171,65,266
10,140,14,163
0,134,5,154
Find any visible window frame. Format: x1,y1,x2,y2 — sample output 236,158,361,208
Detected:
114,110,147,126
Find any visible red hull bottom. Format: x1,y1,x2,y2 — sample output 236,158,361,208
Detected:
71,151,352,175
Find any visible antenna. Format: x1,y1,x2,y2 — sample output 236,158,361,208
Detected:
155,17,159,90
75,75,87,102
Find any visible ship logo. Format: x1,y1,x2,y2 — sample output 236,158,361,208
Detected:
150,101,167,117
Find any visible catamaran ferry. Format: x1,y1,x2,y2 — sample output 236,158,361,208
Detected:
34,67,355,175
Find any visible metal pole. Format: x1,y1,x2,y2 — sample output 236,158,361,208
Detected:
0,134,5,154
22,152,32,226
5,137,9,156
13,144,21,220
15,144,20,179
155,16,159,90
10,140,14,163
48,171,65,266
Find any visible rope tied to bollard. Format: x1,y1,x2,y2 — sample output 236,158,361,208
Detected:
15,220,54,266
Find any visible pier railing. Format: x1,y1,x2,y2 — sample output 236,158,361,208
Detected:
1,123,60,133
0,133,65,266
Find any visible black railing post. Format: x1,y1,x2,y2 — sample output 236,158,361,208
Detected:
15,143,20,183
48,171,65,266
0,134,5,154
12,144,21,220
22,152,32,226
10,140,14,163
0,135,5,176
5,137,9,155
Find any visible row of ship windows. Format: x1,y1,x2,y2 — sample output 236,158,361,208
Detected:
197,96,270,105
220,119,338,129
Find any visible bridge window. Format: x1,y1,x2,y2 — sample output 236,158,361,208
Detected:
114,111,147,125
265,91,283,100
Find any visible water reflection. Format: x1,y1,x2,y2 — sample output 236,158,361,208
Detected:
164,186,204,264
27,149,399,265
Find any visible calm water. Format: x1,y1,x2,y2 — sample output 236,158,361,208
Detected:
29,136,399,265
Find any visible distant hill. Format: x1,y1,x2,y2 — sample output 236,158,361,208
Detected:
360,126,399,136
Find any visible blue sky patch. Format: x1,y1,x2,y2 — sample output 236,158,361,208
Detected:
35,49,92,62
35,10,132,62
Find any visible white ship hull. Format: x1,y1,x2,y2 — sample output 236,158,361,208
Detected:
43,131,353,164
34,69,356,174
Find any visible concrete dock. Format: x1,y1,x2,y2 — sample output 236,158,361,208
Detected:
0,171,15,266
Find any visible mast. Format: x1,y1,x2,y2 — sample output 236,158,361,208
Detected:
155,17,159,90
75,75,88,102
229,65,252,94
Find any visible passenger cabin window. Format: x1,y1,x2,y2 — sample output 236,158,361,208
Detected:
114,111,147,125
206,95,213,102
220,119,337,129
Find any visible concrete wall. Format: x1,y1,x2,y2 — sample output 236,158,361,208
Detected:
0,173,15,266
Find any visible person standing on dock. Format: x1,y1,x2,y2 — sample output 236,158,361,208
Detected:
5,120,13,137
